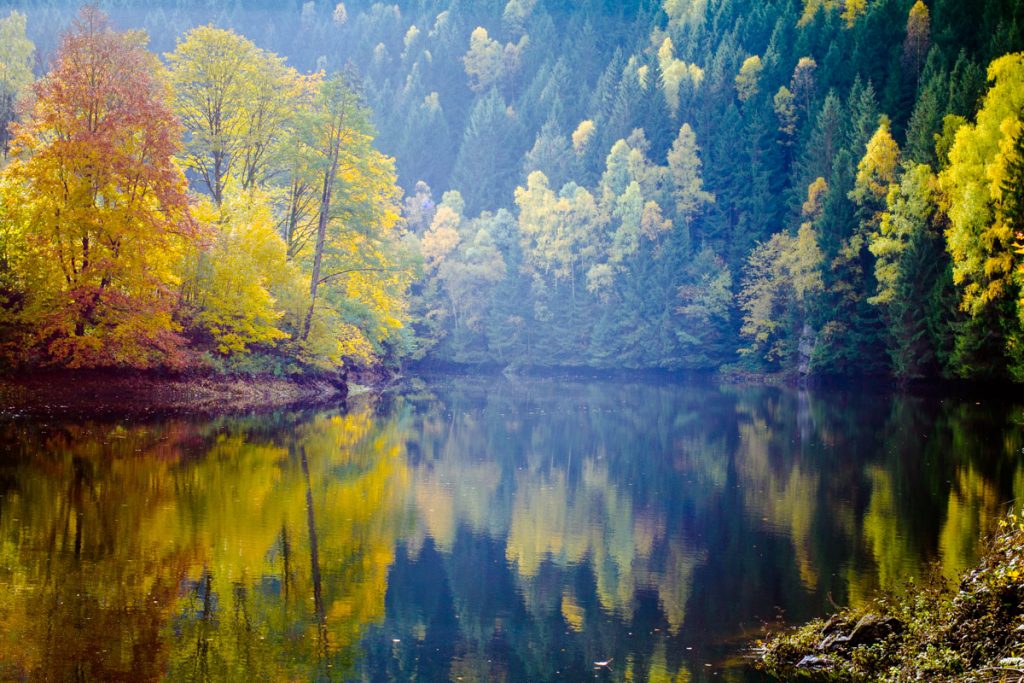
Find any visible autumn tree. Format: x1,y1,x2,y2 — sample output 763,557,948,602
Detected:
3,8,197,368
902,1,931,81
291,73,413,366
869,164,948,377
774,87,798,141
738,179,825,366
184,189,302,356
463,27,504,93
667,124,714,229
851,118,901,225
735,56,763,102
572,120,596,155
167,26,304,205
437,218,507,336
940,54,1024,377
0,11,33,161
657,37,704,115
515,170,604,288
791,58,817,114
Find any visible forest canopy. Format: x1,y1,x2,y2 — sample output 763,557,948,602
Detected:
1,0,1023,381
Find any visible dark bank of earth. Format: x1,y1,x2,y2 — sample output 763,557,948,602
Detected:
758,513,1024,682
0,368,355,417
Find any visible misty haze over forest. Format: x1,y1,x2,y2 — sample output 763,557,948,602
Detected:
1,0,1023,382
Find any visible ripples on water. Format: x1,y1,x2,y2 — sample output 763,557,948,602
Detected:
0,375,1021,682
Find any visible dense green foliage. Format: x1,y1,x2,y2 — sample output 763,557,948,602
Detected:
3,0,1024,378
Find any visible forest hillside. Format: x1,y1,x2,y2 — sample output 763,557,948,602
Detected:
1,0,1023,381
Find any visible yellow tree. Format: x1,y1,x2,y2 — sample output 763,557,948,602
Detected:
869,163,936,306
167,26,303,205
276,72,325,260
463,27,504,92
667,123,715,228
735,55,763,102
184,189,305,356
0,11,34,160
515,171,605,288
738,179,825,364
291,74,413,367
4,8,197,368
799,0,867,27
572,120,596,154
657,37,704,115
940,54,1024,316
851,117,901,227
902,1,931,78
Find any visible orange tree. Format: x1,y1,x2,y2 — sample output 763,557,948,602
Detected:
3,7,198,368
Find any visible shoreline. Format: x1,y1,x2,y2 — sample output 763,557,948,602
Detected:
0,368,351,418
757,512,1024,682
2,363,1022,419
412,360,1024,400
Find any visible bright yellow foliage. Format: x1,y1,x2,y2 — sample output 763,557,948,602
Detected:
420,205,462,269
288,76,414,367
841,0,868,26
852,118,901,207
667,124,715,224
657,37,704,115
940,53,1024,315
774,86,798,138
735,55,763,102
515,171,606,281
870,164,936,305
663,0,707,28
4,10,198,368
799,0,869,27
463,27,504,92
167,25,304,202
0,405,410,680
739,181,825,361
187,189,299,355
572,119,596,153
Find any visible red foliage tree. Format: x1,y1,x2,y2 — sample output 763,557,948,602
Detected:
6,6,199,368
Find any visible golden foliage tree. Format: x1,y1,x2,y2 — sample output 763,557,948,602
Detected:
735,55,764,102
940,54,1024,316
291,74,413,366
0,11,34,160
3,8,198,368
167,25,304,205
185,189,303,355
738,180,826,363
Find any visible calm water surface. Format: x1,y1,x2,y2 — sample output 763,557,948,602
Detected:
1,375,1022,682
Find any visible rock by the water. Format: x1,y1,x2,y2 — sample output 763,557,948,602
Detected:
847,614,902,646
796,655,833,671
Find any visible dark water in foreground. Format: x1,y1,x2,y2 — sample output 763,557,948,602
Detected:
0,375,1022,682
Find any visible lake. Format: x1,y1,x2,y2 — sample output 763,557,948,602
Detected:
0,374,1021,681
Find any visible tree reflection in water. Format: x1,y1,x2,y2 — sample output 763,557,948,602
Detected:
0,377,1021,682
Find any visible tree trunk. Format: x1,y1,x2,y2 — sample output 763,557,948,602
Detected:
301,133,341,341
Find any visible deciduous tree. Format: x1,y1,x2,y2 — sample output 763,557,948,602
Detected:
0,11,34,161
5,8,197,368
167,26,303,205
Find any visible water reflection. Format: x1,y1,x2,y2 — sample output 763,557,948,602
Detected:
0,377,1022,682
0,410,411,681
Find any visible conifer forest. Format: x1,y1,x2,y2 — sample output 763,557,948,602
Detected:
4,4,1024,682
0,0,1023,380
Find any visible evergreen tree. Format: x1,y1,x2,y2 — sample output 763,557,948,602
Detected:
451,89,524,215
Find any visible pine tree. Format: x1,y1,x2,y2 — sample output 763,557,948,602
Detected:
451,89,524,215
